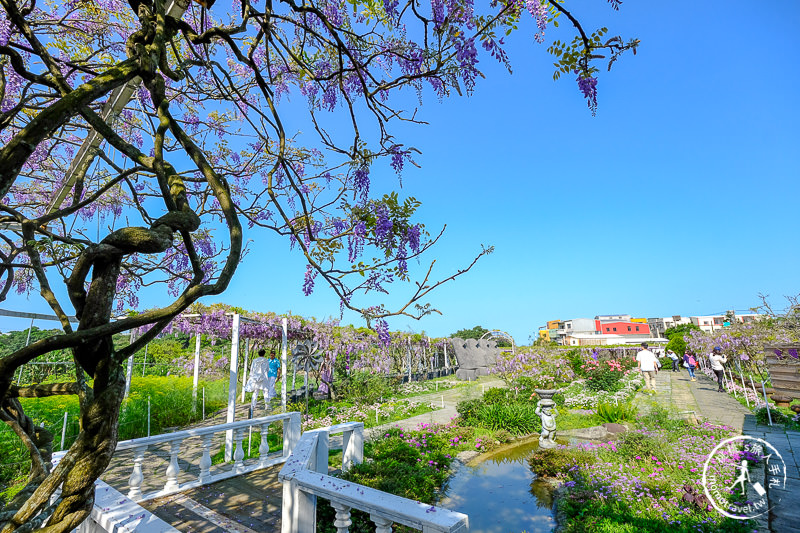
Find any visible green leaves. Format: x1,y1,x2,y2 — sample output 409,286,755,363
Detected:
595,400,636,423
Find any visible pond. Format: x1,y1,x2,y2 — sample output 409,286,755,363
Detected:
438,438,559,533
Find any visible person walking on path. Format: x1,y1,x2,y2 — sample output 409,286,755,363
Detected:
667,349,680,372
266,349,282,400
636,342,660,393
244,350,269,410
709,346,728,392
683,351,698,381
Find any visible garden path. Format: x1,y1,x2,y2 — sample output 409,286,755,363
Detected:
742,416,800,532
653,367,751,431
365,377,506,439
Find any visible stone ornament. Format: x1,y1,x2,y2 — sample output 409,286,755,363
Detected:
535,399,559,449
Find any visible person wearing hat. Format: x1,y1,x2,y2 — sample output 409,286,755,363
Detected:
636,342,660,393
666,349,680,372
709,346,728,392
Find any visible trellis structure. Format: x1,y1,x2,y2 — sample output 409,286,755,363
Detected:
480,329,516,354
164,311,295,461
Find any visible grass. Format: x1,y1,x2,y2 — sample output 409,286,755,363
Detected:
558,410,604,430
210,428,284,465
1,376,229,498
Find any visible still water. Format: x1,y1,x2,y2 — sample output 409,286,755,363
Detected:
438,438,557,533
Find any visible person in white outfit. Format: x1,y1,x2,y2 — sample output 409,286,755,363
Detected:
709,346,728,392
636,342,660,393
244,350,270,410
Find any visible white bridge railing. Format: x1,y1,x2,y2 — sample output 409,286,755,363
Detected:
55,413,469,532
55,412,301,532
280,422,469,533
116,411,301,502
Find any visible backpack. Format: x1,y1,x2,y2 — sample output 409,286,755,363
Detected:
688,356,697,367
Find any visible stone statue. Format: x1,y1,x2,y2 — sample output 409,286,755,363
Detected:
451,337,499,380
535,399,559,448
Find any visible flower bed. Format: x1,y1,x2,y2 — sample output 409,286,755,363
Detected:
530,406,755,532
397,379,461,396
301,399,433,430
561,372,643,408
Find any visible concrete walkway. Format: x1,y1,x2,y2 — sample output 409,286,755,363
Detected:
646,367,752,431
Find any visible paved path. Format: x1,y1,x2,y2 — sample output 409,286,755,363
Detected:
646,367,752,431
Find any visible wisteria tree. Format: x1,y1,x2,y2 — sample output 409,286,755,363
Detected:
0,0,635,529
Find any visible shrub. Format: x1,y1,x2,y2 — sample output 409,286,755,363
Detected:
528,448,595,478
482,387,511,404
638,403,685,432
583,362,625,392
336,371,396,404
456,398,483,425
755,406,788,425
493,429,513,443
317,425,459,533
615,431,665,461
475,403,541,434
595,401,637,423
551,390,566,406
566,348,583,376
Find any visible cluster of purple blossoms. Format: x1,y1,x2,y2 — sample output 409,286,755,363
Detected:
390,145,410,176
353,164,370,204
407,224,421,254
453,35,479,93
348,220,367,262
0,16,12,47
375,319,392,346
325,0,345,27
302,264,317,295
383,0,400,21
374,205,394,247
576,71,598,114
526,0,547,43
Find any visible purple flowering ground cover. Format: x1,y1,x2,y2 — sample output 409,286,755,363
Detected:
532,404,757,533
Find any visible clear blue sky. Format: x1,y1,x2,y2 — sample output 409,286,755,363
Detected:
2,1,799,344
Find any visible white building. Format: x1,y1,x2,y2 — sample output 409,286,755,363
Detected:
595,314,631,323
647,315,692,337
690,312,764,333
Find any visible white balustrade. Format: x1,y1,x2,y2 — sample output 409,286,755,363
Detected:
279,422,469,533
259,422,271,467
116,411,301,502
164,439,182,492
127,445,146,501
331,502,352,533
233,427,246,474
198,433,213,483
